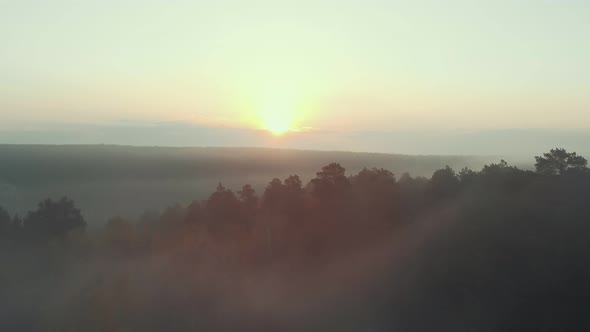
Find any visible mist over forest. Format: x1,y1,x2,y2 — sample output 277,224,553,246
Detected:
1,146,589,331
0,145,505,226
3,0,590,330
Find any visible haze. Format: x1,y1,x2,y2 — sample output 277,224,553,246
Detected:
2,0,590,154
4,2,590,331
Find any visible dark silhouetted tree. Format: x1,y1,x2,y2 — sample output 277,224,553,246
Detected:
535,148,588,175
397,172,428,219
458,167,477,184
238,184,258,217
260,176,305,258
479,159,533,193
262,178,285,213
311,163,351,202
316,162,347,183
430,165,460,198
23,197,86,240
282,175,304,219
263,175,305,217
206,183,242,235
482,159,507,172
480,159,521,176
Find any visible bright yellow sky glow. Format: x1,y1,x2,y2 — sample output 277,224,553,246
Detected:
263,113,292,135
2,0,590,148
258,92,299,135
231,78,316,135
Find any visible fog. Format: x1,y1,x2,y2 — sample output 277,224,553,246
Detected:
1,147,588,331
0,145,503,225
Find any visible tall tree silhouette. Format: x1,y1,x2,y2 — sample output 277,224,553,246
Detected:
311,163,351,203
458,167,477,184
238,184,258,221
429,165,460,198
206,183,242,236
262,178,285,214
535,148,588,175
282,175,304,220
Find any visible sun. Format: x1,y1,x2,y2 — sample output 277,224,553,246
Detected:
239,83,312,136
263,114,292,136
258,95,298,136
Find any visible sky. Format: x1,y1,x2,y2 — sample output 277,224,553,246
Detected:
1,0,589,154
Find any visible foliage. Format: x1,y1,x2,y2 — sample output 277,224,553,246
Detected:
535,148,588,175
23,197,86,240
2,148,590,331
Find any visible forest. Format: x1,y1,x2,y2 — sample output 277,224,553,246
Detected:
1,148,589,331
0,145,497,225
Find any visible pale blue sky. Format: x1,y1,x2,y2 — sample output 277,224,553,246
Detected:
1,0,589,152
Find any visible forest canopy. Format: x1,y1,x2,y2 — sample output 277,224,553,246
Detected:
1,148,589,331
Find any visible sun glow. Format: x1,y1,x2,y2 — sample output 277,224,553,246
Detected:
263,114,292,136
231,74,320,136
256,90,305,136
